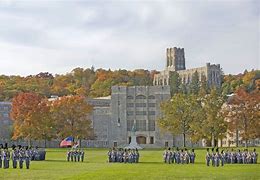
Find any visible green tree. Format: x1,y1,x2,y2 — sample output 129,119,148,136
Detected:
158,94,201,147
169,71,181,96
189,71,200,95
202,88,227,147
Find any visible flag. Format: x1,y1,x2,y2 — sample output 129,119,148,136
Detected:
60,136,73,147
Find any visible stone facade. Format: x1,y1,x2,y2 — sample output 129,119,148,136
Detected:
0,102,12,141
153,47,222,87
87,86,175,148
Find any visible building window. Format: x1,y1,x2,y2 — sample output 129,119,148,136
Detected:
118,101,120,105
127,120,134,131
136,120,146,131
136,95,146,99
148,111,155,115
3,113,9,118
148,95,155,99
127,96,134,99
148,120,155,131
136,103,146,107
136,111,147,115
127,111,134,116
113,142,117,147
148,103,155,107
150,137,154,144
127,103,134,107
118,118,120,124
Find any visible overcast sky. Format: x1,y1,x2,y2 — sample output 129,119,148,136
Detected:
0,0,259,76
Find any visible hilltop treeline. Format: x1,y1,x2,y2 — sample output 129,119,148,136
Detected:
0,68,157,101
0,68,259,101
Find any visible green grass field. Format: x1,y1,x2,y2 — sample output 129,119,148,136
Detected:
1,148,259,180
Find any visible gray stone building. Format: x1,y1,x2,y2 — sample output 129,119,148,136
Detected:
0,102,12,141
153,47,222,87
88,86,174,148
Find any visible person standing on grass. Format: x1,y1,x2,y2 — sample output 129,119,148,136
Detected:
0,145,3,168
12,146,18,168
80,149,85,162
19,147,24,169
163,148,167,163
135,149,139,163
166,148,172,164
180,149,185,164
215,148,220,167
123,149,128,163
3,147,8,169
67,149,71,162
107,148,112,163
252,149,257,164
25,146,31,169
176,148,180,164
220,150,225,166
190,149,195,164
205,148,211,166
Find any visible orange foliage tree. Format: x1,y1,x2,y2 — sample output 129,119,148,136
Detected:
51,95,94,143
225,88,260,147
10,92,42,144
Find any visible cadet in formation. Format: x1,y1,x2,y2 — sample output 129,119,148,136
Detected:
67,148,85,162
163,147,196,164
0,145,32,169
107,148,140,163
205,148,258,167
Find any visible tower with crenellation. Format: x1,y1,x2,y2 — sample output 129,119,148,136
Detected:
166,47,186,71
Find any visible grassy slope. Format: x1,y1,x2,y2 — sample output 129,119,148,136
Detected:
1,148,260,180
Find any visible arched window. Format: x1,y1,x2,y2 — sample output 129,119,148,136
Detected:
136,95,146,99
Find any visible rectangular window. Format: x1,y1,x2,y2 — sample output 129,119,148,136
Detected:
148,111,155,115
113,142,117,147
127,120,134,131
127,103,134,107
148,103,156,107
136,111,147,115
148,120,155,131
136,103,146,107
127,111,134,116
150,137,154,144
3,113,9,118
136,120,146,131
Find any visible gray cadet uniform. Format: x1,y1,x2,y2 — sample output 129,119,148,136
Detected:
25,148,31,169
12,148,19,168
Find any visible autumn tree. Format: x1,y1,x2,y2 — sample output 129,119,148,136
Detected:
51,95,94,144
31,99,56,147
223,88,260,147
202,88,227,147
10,92,42,145
158,94,202,147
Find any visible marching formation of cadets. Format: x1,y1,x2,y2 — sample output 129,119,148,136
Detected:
0,144,41,169
163,147,196,164
67,148,85,162
107,148,140,163
206,148,258,167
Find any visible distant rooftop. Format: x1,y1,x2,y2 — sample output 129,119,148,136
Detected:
93,96,111,100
